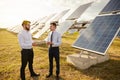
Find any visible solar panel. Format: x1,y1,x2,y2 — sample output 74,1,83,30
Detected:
100,0,120,14
56,20,75,35
60,2,92,22
52,9,70,22
73,14,120,55
33,23,50,38
77,0,109,22
30,16,46,29
32,14,57,38
79,29,85,34
30,24,44,34
8,25,23,33
55,3,93,36
66,2,92,20
32,10,69,38
40,14,56,24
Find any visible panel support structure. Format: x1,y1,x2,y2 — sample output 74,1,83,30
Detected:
67,51,109,69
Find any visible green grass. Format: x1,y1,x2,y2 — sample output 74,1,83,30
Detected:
0,29,120,80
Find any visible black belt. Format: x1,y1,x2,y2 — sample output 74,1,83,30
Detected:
50,47,59,48
22,48,33,50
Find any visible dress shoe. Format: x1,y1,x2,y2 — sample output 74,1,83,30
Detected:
46,74,52,78
31,73,40,77
56,75,59,80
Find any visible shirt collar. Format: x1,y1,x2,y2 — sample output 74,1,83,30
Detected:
51,30,56,33
23,29,29,32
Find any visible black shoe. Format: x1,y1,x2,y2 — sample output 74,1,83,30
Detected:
56,75,59,80
31,73,40,77
46,74,52,78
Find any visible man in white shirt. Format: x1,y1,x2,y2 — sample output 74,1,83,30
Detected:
46,22,61,79
18,20,40,80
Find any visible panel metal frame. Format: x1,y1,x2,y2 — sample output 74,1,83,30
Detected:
100,0,120,14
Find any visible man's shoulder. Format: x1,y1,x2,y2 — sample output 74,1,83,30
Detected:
56,31,61,35
55,31,60,34
18,30,24,36
55,31,59,34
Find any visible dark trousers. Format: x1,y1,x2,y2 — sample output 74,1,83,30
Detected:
20,49,35,80
49,47,60,75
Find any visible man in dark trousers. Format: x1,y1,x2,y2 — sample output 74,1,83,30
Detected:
46,22,61,79
18,20,40,80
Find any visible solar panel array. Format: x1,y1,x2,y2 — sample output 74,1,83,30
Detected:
73,14,120,55
33,10,70,38
33,2,92,39
100,0,120,14
7,25,23,33
30,17,47,34
55,2,93,36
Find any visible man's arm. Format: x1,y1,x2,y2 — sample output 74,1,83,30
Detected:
32,41,37,46
46,33,51,45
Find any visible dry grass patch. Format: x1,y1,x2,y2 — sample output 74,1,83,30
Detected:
0,29,120,80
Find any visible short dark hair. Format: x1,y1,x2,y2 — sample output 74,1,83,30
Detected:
22,20,31,26
50,22,57,27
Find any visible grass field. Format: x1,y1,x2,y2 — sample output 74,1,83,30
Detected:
0,29,120,80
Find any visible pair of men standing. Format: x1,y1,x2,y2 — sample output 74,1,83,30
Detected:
18,20,61,80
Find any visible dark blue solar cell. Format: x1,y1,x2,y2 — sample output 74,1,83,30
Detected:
101,0,120,14
73,14,120,55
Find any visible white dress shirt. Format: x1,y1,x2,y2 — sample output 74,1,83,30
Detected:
18,29,33,49
46,31,61,47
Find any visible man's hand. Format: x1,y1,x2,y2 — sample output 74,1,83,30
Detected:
32,43,37,46
47,42,53,45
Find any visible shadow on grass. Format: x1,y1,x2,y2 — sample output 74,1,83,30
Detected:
68,59,120,80
32,76,39,80
44,75,64,80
